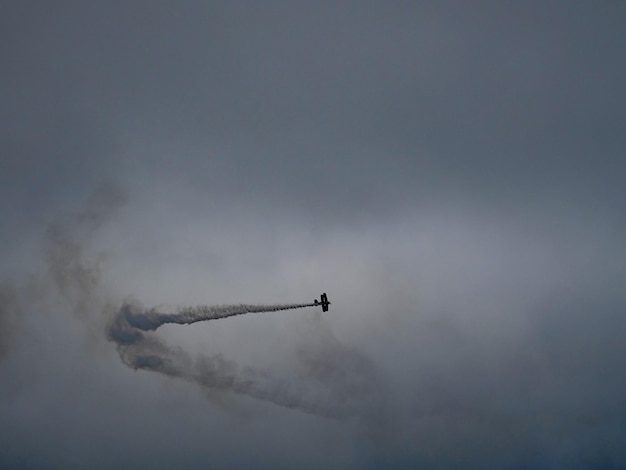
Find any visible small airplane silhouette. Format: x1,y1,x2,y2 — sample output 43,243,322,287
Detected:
313,293,330,312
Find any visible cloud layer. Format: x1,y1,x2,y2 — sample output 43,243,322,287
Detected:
2,2,625,468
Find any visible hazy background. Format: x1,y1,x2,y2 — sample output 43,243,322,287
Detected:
1,2,625,468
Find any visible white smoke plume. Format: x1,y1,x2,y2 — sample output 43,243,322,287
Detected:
124,302,317,331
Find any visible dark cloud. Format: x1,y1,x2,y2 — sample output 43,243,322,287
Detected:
6,2,624,225
2,2,625,468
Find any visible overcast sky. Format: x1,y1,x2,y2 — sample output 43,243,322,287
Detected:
2,2,625,469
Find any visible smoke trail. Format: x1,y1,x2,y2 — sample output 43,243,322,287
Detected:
125,303,317,331
107,301,383,420
4,186,383,424
33,187,382,421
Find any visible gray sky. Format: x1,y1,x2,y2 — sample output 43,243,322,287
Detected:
1,2,625,468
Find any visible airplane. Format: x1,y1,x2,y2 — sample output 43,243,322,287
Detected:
313,292,330,312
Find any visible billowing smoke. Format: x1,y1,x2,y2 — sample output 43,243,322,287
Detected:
0,184,125,361
107,301,384,420
44,183,127,321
